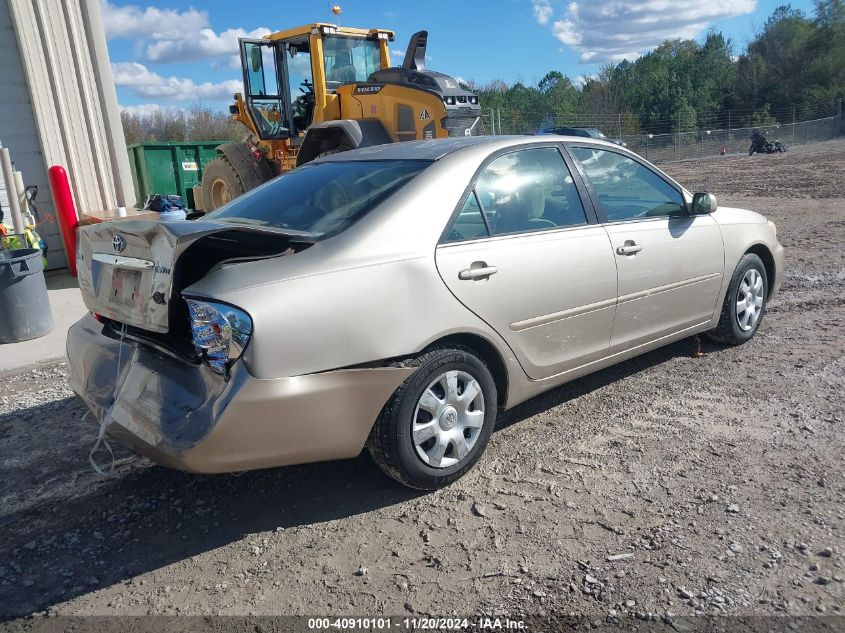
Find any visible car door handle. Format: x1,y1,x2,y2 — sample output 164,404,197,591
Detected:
616,241,644,256
458,264,498,280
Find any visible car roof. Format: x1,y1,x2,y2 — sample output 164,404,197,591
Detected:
313,135,619,163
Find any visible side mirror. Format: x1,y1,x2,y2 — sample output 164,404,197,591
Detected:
250,46,262,73
691,192,717,215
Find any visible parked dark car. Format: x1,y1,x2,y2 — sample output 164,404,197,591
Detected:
540,126,626,147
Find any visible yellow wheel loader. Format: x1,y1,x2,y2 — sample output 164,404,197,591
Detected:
200,24,484,211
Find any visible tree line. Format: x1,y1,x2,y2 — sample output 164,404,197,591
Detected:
120,105,244,145
469,1,845,135
120,1,844,143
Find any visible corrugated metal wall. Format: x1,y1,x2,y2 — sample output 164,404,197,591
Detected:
2,0,134,270
0,1,58,264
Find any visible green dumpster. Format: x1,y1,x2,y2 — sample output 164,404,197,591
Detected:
127,142,225,210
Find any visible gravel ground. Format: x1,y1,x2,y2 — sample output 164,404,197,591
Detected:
1,140,843,627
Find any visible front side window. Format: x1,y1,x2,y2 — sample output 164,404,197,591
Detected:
207,160,429,239
570,147,686,221
323,35,380,89
473,147,588,237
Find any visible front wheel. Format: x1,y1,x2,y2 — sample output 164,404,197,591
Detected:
367,346,498,490
201,156,245,211
707,253,769,345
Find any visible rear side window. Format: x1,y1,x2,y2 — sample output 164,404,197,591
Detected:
570,147,686,221
443,191,489,243
206,160,429,238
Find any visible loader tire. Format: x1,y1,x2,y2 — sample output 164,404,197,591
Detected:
202,157,245,211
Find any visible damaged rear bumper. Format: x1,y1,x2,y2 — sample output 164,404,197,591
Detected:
66,314,415,473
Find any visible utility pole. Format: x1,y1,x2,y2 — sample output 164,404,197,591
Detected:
497,109,502,136
792,106,796,146
675,111,681,160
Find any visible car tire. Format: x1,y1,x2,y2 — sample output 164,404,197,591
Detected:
707,253,769,345
367,345,498,490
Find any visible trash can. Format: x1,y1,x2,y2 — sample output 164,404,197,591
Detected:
0,248,53,343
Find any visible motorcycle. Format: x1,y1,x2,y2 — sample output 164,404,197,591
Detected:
749,132,787,155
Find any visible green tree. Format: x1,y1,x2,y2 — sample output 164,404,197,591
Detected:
814,0,845,25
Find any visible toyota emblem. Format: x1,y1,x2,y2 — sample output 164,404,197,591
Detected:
112,235,126,253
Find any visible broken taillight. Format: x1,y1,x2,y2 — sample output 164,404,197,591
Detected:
185,299,252,375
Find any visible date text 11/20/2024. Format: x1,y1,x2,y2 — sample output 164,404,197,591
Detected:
307,617,527,630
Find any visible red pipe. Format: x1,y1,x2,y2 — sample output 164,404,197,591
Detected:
48,165,79,276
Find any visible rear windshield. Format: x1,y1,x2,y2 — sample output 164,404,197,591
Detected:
206,159,430,238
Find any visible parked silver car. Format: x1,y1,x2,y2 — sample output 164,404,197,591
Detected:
68,136,783,489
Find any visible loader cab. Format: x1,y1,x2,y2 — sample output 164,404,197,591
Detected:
240,25,393,139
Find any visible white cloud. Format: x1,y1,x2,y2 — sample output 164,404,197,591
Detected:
533,0,553,25
535,0,756,64
145,27,272,63
112,62,241,101
390,49,433,64
211,54,244,71
100,0,208,40
102,1,271,66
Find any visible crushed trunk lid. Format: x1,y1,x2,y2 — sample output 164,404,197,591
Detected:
76,220,309,334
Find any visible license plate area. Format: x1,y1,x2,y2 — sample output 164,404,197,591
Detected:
112,268,144,309
91,253,155,326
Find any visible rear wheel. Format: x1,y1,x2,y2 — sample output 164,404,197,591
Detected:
202,157,245,211
367,346,497,490
707,253,768,345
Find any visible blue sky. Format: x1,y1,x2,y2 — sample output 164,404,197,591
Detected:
104,0,817,113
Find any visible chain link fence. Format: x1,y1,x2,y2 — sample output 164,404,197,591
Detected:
484,110,844,164
626,115,842,163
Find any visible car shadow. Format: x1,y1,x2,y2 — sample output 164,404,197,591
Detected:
0,334,722,618
0,395,423,618
496,334,720,430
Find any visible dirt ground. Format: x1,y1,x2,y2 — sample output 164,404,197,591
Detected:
1,140,844,628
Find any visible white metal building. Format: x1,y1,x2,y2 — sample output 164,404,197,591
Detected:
0,0,134,270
